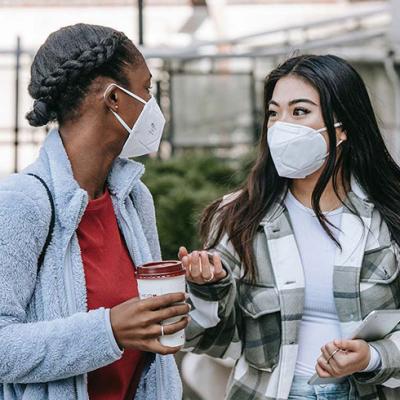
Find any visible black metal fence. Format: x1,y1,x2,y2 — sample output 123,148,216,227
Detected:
0,38,262,176
0,38,48,176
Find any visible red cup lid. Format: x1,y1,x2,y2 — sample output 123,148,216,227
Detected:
136,260,186,279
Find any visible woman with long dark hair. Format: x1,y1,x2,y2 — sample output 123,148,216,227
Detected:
0,24,189,399
180,54,400,399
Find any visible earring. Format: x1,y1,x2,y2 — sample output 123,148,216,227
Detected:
115,105,119,110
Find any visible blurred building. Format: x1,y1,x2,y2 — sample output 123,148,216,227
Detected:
0,0,398,177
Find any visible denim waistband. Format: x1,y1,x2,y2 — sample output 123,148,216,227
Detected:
289,374,358,400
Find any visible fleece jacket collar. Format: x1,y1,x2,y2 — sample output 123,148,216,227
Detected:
39,128,145,229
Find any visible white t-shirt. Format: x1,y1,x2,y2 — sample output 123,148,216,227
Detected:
284,190,380,376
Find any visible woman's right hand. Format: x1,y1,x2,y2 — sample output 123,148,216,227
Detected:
110,292,190,354
179,246,227,285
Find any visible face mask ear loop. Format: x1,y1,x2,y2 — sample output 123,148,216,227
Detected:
316,122,343,134
111,109,133,134
104,83,149,135
334,122,343,129
320,138,345,160
103,84,131,134
103,83,117,100
335,123,345,148
103,82,148,105
116,84,147,105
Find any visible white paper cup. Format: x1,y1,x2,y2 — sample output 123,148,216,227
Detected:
136,261,186,347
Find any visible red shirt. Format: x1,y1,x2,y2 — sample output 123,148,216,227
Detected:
77,189,142,400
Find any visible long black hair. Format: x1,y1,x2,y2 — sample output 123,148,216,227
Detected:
200,54,400,281
26,23,143,127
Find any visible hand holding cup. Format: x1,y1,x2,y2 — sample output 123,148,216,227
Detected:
110,292,190,355
111,260,189,354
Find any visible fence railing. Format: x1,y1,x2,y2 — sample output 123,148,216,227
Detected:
0,3,397,177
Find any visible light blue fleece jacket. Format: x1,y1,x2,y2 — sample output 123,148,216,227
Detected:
0,129,182,400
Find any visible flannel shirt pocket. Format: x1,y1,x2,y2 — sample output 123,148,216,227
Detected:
361,242,400,284
238,282,281,371
360,242,400,315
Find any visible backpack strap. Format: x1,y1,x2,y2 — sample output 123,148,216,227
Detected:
27,173,55,271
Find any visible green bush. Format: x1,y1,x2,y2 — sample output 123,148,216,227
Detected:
141,153,252,260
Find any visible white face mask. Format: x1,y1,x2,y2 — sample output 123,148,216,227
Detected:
267,121,343,179
104,83,166,158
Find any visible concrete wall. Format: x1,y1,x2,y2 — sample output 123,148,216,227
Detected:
390,0,400,53
354,62,399,162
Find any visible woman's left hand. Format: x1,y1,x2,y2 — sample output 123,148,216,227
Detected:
178,246,227,285
315,339,370,378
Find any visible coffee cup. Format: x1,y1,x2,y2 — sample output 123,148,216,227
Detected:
136,260,186,347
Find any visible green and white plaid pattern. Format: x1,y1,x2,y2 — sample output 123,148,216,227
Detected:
184,178,400,400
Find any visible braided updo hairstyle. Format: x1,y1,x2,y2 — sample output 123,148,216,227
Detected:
26,23,144,127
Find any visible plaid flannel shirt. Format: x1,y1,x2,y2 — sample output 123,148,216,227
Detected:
184,177,400,400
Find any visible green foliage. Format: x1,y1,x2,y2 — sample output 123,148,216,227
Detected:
141,153,252,260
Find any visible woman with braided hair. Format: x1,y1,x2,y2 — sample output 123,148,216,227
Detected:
0,23,188,399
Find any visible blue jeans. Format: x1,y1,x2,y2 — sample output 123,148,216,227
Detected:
288,375,358,400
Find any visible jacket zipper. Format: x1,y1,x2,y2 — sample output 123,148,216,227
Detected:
63,199,88,400
116,196,137,264
64,194,138,399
